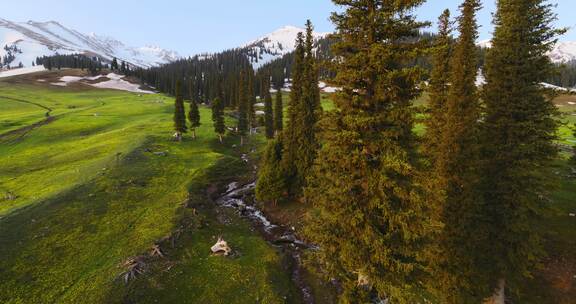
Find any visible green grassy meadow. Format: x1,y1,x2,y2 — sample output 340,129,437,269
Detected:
555,94,576,145
0,70,294,303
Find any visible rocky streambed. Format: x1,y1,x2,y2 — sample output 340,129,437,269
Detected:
216,181,316,304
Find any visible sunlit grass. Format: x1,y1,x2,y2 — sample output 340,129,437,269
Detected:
0,71,293,304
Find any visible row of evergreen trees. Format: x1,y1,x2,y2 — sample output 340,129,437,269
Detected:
36,54,108,75
167,49,288,145
133,49,272,109
110,57,131,74
255,0,563,303
548,60,576,88
173,79,204,141
255,21,321,204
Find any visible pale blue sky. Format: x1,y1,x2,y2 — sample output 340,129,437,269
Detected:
2,0,574,55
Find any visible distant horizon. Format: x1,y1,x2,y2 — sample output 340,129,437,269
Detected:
2,0,574,55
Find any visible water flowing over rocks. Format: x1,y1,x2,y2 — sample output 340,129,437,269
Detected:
216,181,315,303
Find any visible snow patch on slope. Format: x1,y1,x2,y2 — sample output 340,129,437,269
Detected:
0,65,45,78
49,73,154,94
540,82,576,93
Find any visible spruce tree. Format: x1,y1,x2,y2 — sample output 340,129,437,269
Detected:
263,78,274,139
422,9,453,299
281,32,305,190
304,1,431,302
481,0,564,301
255,137,286,205
425,2,487,302
423,9,452,167
237,71,249,145
274,89,283,135
293,20,321,190
188,99,201,140
173,80,187,141
248,72,257,134
212,97,226,143
304,20,322,112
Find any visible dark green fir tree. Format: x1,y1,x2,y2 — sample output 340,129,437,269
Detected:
212,97,226,143
255,137,286,206
304,1,432,302
110,57,116,70
425,1,487,303
237,71,249,145
281,32,305,189
263,78,274,139
293,20,321,191
480,0,565,301
423,9,452,168
188,99,201,140
274,88,283,135
173,80,187,141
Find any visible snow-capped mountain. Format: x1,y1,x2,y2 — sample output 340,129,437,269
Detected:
243,25,329,69
477,39,492,49
548,41,576,63
0,18,179,68
478,39,576,64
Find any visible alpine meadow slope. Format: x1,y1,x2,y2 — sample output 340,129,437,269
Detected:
0,69,297,304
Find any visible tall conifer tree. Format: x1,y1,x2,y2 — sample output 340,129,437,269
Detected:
304,1,431,302
212,97,226,143
188,99,201,140
274,89,283,135
173,80,187,141
281,32,305,191
263,78,275,139
111,57,118,70
424,9,452,166
237,71,249,145
255,137,286,206
248,72,257,134
293,20,321,190
425,1,487,302
481,0,564,301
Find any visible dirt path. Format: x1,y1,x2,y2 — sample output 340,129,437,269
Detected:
0,95,54,142
0,95,53,113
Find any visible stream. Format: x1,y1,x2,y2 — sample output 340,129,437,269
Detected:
216,181,315,304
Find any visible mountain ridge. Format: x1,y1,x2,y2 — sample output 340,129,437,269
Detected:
0,18,180,68
241,25,330,69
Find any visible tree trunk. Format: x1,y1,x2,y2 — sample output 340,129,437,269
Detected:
174,132,182,142
484,279,505,304
218,134,223,143
192,129,196,140
240,136,244,146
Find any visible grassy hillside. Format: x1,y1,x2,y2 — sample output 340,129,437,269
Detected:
555,94,576,145
0,70,295,303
